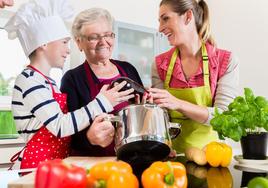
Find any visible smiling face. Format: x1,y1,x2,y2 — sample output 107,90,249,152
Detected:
45,37,70,69
76,18,114,63
158,4,188,46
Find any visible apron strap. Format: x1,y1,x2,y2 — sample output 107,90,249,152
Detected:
164,48,178,89
8,146,26,170
201,43,210,87
83,61,99,99
83,60,128,99
111,60,128,77
10,146,25,163
27,65,56,94
164,43,210,89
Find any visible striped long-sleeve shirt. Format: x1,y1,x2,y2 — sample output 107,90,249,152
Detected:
12,68,113,142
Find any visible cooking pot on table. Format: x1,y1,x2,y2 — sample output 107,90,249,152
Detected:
106,103,181,164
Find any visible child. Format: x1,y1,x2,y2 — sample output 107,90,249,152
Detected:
4,0,134,169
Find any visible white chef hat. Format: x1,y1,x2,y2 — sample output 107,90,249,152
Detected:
4,0,73,57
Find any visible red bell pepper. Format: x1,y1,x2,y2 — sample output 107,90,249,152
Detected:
35,159,87,188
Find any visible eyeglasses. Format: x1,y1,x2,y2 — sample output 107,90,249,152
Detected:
81,32,115,43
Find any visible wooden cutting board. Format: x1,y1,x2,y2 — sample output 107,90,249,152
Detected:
8,156,116,188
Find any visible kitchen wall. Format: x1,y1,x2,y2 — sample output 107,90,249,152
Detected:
2,0,268,151
2,0,161,29
207,0,268,98
4,0,268,98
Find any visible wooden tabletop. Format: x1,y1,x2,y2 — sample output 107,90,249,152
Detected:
8,156,116,188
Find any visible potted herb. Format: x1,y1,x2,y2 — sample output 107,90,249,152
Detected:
210,88,268,159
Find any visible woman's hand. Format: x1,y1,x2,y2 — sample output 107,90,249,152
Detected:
168,149,177,158
149,88,181,110
0,0,13,8
149,88,209,123
100,81,134,107
86,113,115,148
134,92,153,104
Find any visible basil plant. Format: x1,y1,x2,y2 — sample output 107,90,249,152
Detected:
210,88,268,141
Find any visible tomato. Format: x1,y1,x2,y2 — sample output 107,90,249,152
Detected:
248,177,268,188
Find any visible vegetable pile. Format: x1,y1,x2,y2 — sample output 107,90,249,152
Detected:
35,159,188,188
185,141,232,167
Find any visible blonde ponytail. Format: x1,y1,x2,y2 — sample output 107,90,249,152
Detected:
197,0,215,45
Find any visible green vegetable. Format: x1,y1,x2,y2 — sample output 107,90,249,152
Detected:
210,88,268,141
247,177,268,188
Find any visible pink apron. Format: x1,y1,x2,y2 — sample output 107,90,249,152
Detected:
82,60,129,155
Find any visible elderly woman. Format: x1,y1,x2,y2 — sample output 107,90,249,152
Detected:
61,8,143,156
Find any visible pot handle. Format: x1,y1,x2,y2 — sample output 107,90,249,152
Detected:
103,116,121,123
168,122,181,139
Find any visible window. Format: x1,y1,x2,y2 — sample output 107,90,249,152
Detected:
0,28,28,94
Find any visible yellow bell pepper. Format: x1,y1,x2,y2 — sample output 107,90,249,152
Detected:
206,167,233,188
205,142,232,167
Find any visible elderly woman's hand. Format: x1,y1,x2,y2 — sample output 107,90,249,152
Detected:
100,81,135,106
86,113,115,148
149,88,181,110
0,0,13,8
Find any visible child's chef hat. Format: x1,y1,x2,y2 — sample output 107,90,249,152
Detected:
4,0,73,57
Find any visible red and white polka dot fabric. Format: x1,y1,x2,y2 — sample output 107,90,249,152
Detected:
20,92,71,169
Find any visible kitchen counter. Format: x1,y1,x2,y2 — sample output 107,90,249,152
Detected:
0,137,24,145
7,157,116,188
6,156,268,188
0,137,25,171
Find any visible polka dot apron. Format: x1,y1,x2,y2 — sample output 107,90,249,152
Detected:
11,65,71,169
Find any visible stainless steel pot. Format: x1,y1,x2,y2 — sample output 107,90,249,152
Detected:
106,103,181,164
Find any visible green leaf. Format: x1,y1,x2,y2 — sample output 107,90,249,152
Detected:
255,96,268,108
244,88,254,103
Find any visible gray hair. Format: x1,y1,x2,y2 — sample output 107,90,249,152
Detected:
72,8,114,38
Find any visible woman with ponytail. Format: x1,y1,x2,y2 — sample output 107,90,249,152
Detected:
149,0,239,153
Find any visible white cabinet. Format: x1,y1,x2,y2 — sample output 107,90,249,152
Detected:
0,138,25,170
157,32,172,55
113,21,172,87
113,21,158,87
